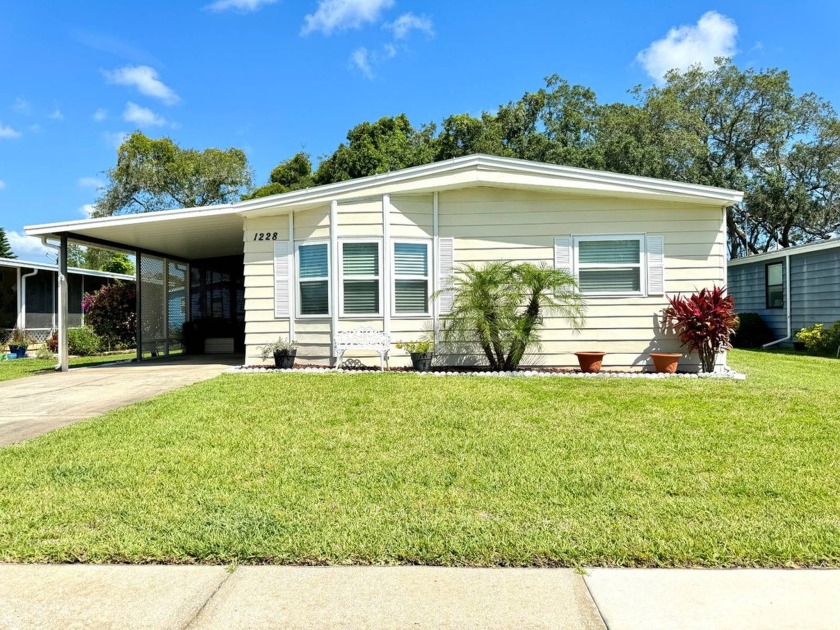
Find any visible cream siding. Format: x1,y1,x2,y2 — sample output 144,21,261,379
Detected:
244,185,726,370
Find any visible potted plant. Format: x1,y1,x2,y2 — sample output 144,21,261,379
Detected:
660,286,738,373
574,351,605,373
396,338,434,372
258,337,299,369
5,327,34,359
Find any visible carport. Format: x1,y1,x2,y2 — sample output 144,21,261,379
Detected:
25,205,247,371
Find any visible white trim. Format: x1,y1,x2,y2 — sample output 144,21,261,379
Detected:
728,238,840,266
572,234,646,297
295,239,331,319
287,212,295,340
432,192,439,329
0,257,133,281
391,238,433,318
25,155,744,239
330,201,339,361
338,238,383,318
382,195,391,336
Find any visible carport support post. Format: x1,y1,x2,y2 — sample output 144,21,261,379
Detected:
57,235,69,372
135,251,141,362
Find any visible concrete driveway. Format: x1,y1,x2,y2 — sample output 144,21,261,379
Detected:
0,355,240,447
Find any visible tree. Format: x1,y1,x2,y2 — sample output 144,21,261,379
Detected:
68,245,135,275
440,261,585,371
243,152,314,200
94,132,252,216
0,227,15,259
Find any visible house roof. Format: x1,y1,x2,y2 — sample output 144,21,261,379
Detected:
25,154,743,260
727,238,840,266
0,257,134,280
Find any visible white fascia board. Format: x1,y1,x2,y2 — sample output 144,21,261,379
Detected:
728,238,840,266
0,257,133,280
25,204,238,237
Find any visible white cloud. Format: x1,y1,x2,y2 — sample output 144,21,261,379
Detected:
93,108,108,122
102,65,180,105
6,231,50,261
0,122,21,139
78,177,105,190
302,0,394,36
48,108,64,121
206,0,277,12
350,47,374,78
28,124,42,134
385,12,433,39
0,180,5,190
79,204,96,218
12,97,31,115
637,11,738,83
123,102,166,127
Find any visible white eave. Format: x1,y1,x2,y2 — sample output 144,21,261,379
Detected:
728,238,840,266
25,154,743,260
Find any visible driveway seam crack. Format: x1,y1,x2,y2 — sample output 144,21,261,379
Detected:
181,567,235,630
582,571,610,630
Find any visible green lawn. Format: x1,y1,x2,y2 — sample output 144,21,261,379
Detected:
0,352,136,382
0,349,837,567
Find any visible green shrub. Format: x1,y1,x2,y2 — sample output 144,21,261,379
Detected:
68,327,102,356
82,282,136,350
732,312,774,348
795,321,840,356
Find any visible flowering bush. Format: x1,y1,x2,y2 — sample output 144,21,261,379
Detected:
795,321,840,356
82,281,137,350
661,286,738,373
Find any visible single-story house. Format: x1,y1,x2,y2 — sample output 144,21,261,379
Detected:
728,238,840,345
0,257,133,342
25,155,742,371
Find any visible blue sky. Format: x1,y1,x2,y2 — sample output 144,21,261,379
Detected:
1,0,838,262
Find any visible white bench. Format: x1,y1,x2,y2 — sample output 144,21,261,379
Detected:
333,326,391,370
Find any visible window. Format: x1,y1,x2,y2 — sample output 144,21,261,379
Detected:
393,241,430,315
574,236,644,295
766,262,784,309
341,241,380,315
298,242,329,316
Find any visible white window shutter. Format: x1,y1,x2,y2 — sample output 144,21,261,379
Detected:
646,235,665,296
554,236,574,279
274,241,291,318
438,237,455,315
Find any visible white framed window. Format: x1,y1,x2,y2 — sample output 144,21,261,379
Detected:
392,239,431,316
340,239,381,316
573,234,646,296
296,240,330,317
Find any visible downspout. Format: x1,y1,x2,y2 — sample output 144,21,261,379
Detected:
40,237,68,369
762,253,792,348
18,267,39,329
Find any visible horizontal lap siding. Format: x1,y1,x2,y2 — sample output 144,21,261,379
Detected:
728,262,787,339
439,188,724,367
390,195,433,239
791,249,840,333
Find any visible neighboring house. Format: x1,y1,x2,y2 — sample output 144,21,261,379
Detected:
728,239,840,345
0,257,133,342
25,155,742,370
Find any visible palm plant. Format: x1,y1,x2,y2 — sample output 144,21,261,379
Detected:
439,261,585,371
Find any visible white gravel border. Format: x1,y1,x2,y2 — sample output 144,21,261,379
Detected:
229,366,746,380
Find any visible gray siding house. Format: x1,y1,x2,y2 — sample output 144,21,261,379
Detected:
728,239,840,344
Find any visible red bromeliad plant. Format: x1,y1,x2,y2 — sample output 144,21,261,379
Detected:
661,286,739,373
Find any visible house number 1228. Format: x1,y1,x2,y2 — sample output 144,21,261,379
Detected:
253,232,279,241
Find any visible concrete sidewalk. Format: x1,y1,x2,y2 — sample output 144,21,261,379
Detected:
0,355,240,446
0,565,838,630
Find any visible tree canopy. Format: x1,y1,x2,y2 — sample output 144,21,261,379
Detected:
250,59,838,258
68,245,134,275
94,132,252,216
0,228,15,259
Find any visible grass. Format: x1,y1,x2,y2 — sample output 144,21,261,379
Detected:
0,352,136,382
0,349,837,567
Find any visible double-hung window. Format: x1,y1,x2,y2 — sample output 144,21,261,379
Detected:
297,242,329,316
393,241,430,315
766,262,784,309
341,241,381,315
574,235,645,295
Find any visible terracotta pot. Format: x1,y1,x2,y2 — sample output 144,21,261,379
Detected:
650,352,681,374
574,351,606,373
